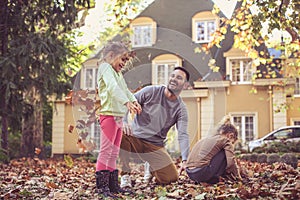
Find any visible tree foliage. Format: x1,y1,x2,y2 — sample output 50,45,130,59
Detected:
209,0,299,76
0,0,95,159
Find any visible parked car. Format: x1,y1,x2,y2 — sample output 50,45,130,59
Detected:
248,126,300,152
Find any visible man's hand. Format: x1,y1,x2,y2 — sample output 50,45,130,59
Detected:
179,160,187,175
122,123,133,136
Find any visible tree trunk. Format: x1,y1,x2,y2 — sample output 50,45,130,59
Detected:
0,0,9,161
21,86,44,158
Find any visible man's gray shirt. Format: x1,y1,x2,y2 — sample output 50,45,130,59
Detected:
132,85,190,161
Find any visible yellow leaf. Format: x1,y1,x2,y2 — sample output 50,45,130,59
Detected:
220,27,227,34
194,47,202,53
64,154,74,168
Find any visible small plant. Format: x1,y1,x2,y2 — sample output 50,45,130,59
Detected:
280,153,298,169
154,186,167,197
257,153,267,163
267,153,280,164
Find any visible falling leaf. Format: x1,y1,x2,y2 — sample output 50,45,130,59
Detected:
68,124,74,133
34,148,41,155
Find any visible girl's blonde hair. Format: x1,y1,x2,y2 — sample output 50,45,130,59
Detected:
101,41,129,59
98,41,137,71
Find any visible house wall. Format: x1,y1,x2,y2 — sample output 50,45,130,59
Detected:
287,97,300,125
201,90,215,138
52,102,65,154
182,97,199,148
64,104,80,153
226,85,270,138
52,102,80,155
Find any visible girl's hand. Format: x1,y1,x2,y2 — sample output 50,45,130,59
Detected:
133,101,142,114
126,102,142,114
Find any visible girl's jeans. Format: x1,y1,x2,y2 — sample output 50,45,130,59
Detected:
96,115,123,172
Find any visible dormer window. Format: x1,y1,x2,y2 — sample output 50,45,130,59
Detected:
192,11,218,43
130,17,157,47
132,25,152,47
229,58,253,83
152,54,182,85
224,48,253,84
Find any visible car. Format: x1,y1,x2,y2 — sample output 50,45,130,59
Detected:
248,125,300,152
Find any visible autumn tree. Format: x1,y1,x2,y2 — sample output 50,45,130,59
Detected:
208,0,299,77
0,0,94,159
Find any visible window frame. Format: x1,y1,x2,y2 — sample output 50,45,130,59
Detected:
230,112,257,146
83,66,98,90
152,60,180,85
193,19,217,43
192,11,219,44
131,24,153,47
79,116,101,153
290,118,300,125
130,17,157,48
227,57,253,84
294,77,300,96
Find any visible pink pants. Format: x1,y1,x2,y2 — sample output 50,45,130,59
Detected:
96,115,123,172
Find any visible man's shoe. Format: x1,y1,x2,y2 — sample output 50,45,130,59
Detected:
143,161,152,183
109,170,133,194
120,174,132,188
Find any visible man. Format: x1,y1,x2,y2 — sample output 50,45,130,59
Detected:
119,66,190,187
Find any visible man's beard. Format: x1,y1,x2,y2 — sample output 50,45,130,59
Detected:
167,85,181,95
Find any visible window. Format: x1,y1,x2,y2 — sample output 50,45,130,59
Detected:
229,58,253,83
231,114,256,145
152,54,182,85
86,121,101,152
192,11,218,43
132,25,152,47
291,118,300,125
84,67,98,89
195,20,216,43
130,17,157,47
271,128,293,140
78,117,101,153
155,63,176,85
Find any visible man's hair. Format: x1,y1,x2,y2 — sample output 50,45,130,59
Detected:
174,66,190,81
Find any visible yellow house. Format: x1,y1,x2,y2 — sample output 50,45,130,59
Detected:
52,0,300,156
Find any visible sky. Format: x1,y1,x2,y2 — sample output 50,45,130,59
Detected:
76,0,108,45
77,0,154,45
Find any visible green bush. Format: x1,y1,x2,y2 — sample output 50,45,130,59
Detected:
253,140,300,153
280,153,298,169
267,153,281,164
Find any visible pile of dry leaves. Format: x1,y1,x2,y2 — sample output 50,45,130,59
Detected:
0,156,299,199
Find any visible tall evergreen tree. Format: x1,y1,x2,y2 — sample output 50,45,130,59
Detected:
0,0,94,158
